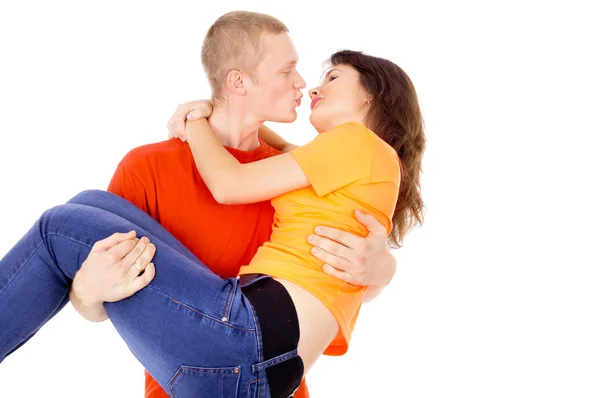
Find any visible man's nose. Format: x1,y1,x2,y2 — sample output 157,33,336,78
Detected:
293,71,307,89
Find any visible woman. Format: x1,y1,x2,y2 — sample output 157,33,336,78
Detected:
0,50,425,398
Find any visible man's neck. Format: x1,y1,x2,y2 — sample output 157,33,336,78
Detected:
207,103,262,151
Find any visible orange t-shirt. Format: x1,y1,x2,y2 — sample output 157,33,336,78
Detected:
107,138,310,398
239,121,401,355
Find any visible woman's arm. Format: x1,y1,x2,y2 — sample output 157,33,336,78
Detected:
258,124,299,153
186,119,309,204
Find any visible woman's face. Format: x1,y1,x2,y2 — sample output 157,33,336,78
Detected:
308,64,371,133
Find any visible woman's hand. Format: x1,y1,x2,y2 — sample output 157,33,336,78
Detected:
167,100,214,141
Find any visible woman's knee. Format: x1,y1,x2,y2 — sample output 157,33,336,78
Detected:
38,204,80,235
66,189,113,207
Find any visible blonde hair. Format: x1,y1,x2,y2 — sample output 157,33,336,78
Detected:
201,11,288,99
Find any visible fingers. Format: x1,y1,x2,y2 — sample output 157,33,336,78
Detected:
92,231,136,251
310,234,369,286
167,103,189,141
308,234,354,259
118,236,151,271
311,246,351,271
354,209,387,235
125,239,156,282
320,257,368,286
186,101,213,120
129,262,156,294
167,100,213,141
106,237,141,261
311,226,362,248
322,264,354,284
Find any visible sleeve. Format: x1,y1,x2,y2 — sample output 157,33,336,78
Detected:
290,122,373,197
107,157,151,214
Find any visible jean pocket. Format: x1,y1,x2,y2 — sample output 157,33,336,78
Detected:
167,365,241,398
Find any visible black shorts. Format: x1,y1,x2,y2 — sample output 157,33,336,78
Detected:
241,275,304,398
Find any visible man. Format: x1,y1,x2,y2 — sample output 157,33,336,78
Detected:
71,11,397,397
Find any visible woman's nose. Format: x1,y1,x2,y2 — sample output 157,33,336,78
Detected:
309,87,320,98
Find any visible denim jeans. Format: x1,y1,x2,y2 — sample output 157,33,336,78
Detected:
0,190,293,397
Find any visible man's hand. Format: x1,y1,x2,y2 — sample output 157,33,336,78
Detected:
308,209,396,291
167,100,213,142
72,231,156,307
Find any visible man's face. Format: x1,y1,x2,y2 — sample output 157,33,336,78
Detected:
246,32,306,123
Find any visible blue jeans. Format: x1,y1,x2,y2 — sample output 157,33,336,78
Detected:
0,190,296,397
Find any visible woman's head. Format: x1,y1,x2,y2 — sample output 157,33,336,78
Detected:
308,63,371,132
310,50,426,247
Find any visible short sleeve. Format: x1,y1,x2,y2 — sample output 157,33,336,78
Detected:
107,157,151,214
290,122,373,197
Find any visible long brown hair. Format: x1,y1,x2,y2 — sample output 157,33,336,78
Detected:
328,50,426,248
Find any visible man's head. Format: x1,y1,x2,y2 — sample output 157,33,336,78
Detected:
201,11,306,123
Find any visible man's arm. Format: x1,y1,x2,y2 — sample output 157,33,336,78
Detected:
69,231,156,321
69,157,153,320
69,286,108,322
258,124,298,152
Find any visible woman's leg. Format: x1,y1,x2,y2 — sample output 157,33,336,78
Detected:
0,198,260,396
66,190,199,264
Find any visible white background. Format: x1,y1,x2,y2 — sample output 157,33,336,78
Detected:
1,1,599,397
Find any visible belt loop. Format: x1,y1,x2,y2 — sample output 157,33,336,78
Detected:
222,277,238,322
251,349,299,373
239,273,272,288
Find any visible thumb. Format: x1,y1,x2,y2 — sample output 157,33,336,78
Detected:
94,230,136,251
186,109,201,121
187,107,210,121
186,102,213,121
354,209,385,235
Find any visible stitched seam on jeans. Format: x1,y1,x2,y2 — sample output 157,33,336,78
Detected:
44,232,95,251
252,349,298,373
45,232,95,281
167,366,183,396
247,379,258,398
246,297,264,363
222,278,237,320
0,240,45,298
170,298,255,332
144,283,253,331
0,227,98,298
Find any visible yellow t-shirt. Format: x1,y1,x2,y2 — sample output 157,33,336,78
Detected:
238,121,400,355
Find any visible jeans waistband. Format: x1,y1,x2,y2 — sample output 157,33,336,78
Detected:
241,274,304,398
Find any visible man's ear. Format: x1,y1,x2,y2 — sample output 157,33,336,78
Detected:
225,69,247,95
